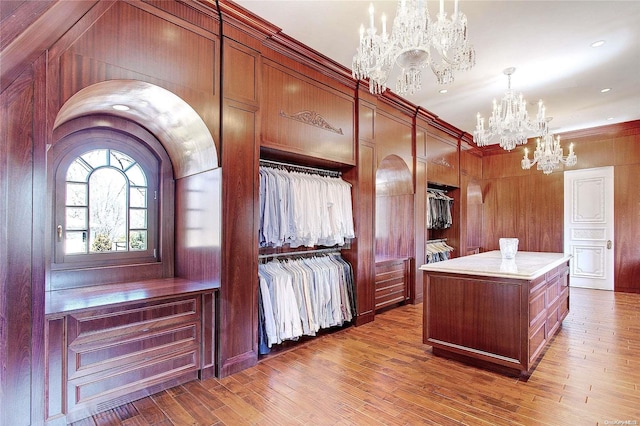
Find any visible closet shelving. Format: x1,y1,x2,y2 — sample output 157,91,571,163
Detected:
257,158,356,356
427,184,460,262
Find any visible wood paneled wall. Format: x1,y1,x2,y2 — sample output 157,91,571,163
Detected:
346,93,377,324
1,62,38,425
1,1,223,423
175,168,222,289
219,34,261,376
481,121,640,292
375,155,414,260
373,106,415,262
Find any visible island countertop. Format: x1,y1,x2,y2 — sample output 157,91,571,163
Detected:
419,250,572,280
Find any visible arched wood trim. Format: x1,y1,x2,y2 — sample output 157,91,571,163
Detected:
376,154,414,197
52,80,218,179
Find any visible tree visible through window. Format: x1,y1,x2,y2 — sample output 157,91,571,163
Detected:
64,149,149,255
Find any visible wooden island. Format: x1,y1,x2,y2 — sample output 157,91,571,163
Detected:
420,251,571,377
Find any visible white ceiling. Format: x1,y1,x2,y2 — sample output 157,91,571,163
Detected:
233,0,640,139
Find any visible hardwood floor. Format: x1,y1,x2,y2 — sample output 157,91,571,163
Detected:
72,288,640,426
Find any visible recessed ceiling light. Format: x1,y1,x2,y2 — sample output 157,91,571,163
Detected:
600,88,611,93
439,89,448,94
591,40,606,48
112,104,130,111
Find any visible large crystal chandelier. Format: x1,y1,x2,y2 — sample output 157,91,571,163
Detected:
473,67,547,151
521,120,577,174
352,0,475,96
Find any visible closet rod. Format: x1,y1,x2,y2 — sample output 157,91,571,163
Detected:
258,247,342,260
427,188,448,194
426,238,448,243
259,159,341,177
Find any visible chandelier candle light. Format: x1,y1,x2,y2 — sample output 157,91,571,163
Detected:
521,119,577,175
473,67,547,151
352,0,476,96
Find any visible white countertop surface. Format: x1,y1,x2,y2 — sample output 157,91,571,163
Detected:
419,251,572,280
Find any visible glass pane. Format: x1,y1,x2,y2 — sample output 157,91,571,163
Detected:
90,230,114,252
113,237,128,251
130,208,147,229
130,187,147,208
65,231,87,254
126,164,146,187
66,207,87,230
66,183,87,206
66,159,92,182
89,168,127,253
110,150,135,171
129,230,147,251
81,149,108,169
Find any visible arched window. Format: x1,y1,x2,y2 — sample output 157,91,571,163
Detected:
63,148,152,256
51,126,163,275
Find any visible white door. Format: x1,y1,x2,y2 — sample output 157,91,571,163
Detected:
564,166,614,290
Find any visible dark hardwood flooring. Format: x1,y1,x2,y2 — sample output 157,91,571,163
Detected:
72,287,640,425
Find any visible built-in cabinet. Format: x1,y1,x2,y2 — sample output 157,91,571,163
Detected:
44,280,217,424
374,258,411,310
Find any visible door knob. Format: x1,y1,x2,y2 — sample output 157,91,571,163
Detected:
607,240,612,249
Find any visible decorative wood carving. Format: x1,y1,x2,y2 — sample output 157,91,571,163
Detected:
279,110,344,135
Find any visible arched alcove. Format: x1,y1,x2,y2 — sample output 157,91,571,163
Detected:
53,80,218,178
375,155,414,260
49,80,221,288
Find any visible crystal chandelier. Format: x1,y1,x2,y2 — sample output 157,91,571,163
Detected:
521,120,577,174
352,0,476,96
473,67,547,151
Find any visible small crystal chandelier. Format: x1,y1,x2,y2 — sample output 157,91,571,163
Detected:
473,67,547,151
352,0,476,96
521,120,577,174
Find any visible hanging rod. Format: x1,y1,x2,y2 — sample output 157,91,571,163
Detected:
259,159,341,177
427,188,448,194
426,238,448,244
258,247,342,260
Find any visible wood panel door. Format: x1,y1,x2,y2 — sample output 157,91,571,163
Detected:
563,167,614,290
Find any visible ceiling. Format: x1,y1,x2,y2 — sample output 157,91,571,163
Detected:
233,0,640,139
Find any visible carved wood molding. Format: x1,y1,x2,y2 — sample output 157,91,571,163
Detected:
430,157,452,168
279,110,343,135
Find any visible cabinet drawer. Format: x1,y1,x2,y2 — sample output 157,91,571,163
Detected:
68,297,200,345
67,296,201,377
375,258,408,310
69,322,200,379
68,347,199,412
375,281,406,309
529,288,546,328
375,259,406,275
529,322,547,364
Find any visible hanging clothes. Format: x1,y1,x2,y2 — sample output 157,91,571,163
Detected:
257,253,355,355
425,239,455,263
259,166,355,248
427,189,454,230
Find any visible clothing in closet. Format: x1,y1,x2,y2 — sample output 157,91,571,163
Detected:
425,239,455,263
257,254,355,355
259,166,355,248
427,189,453,229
